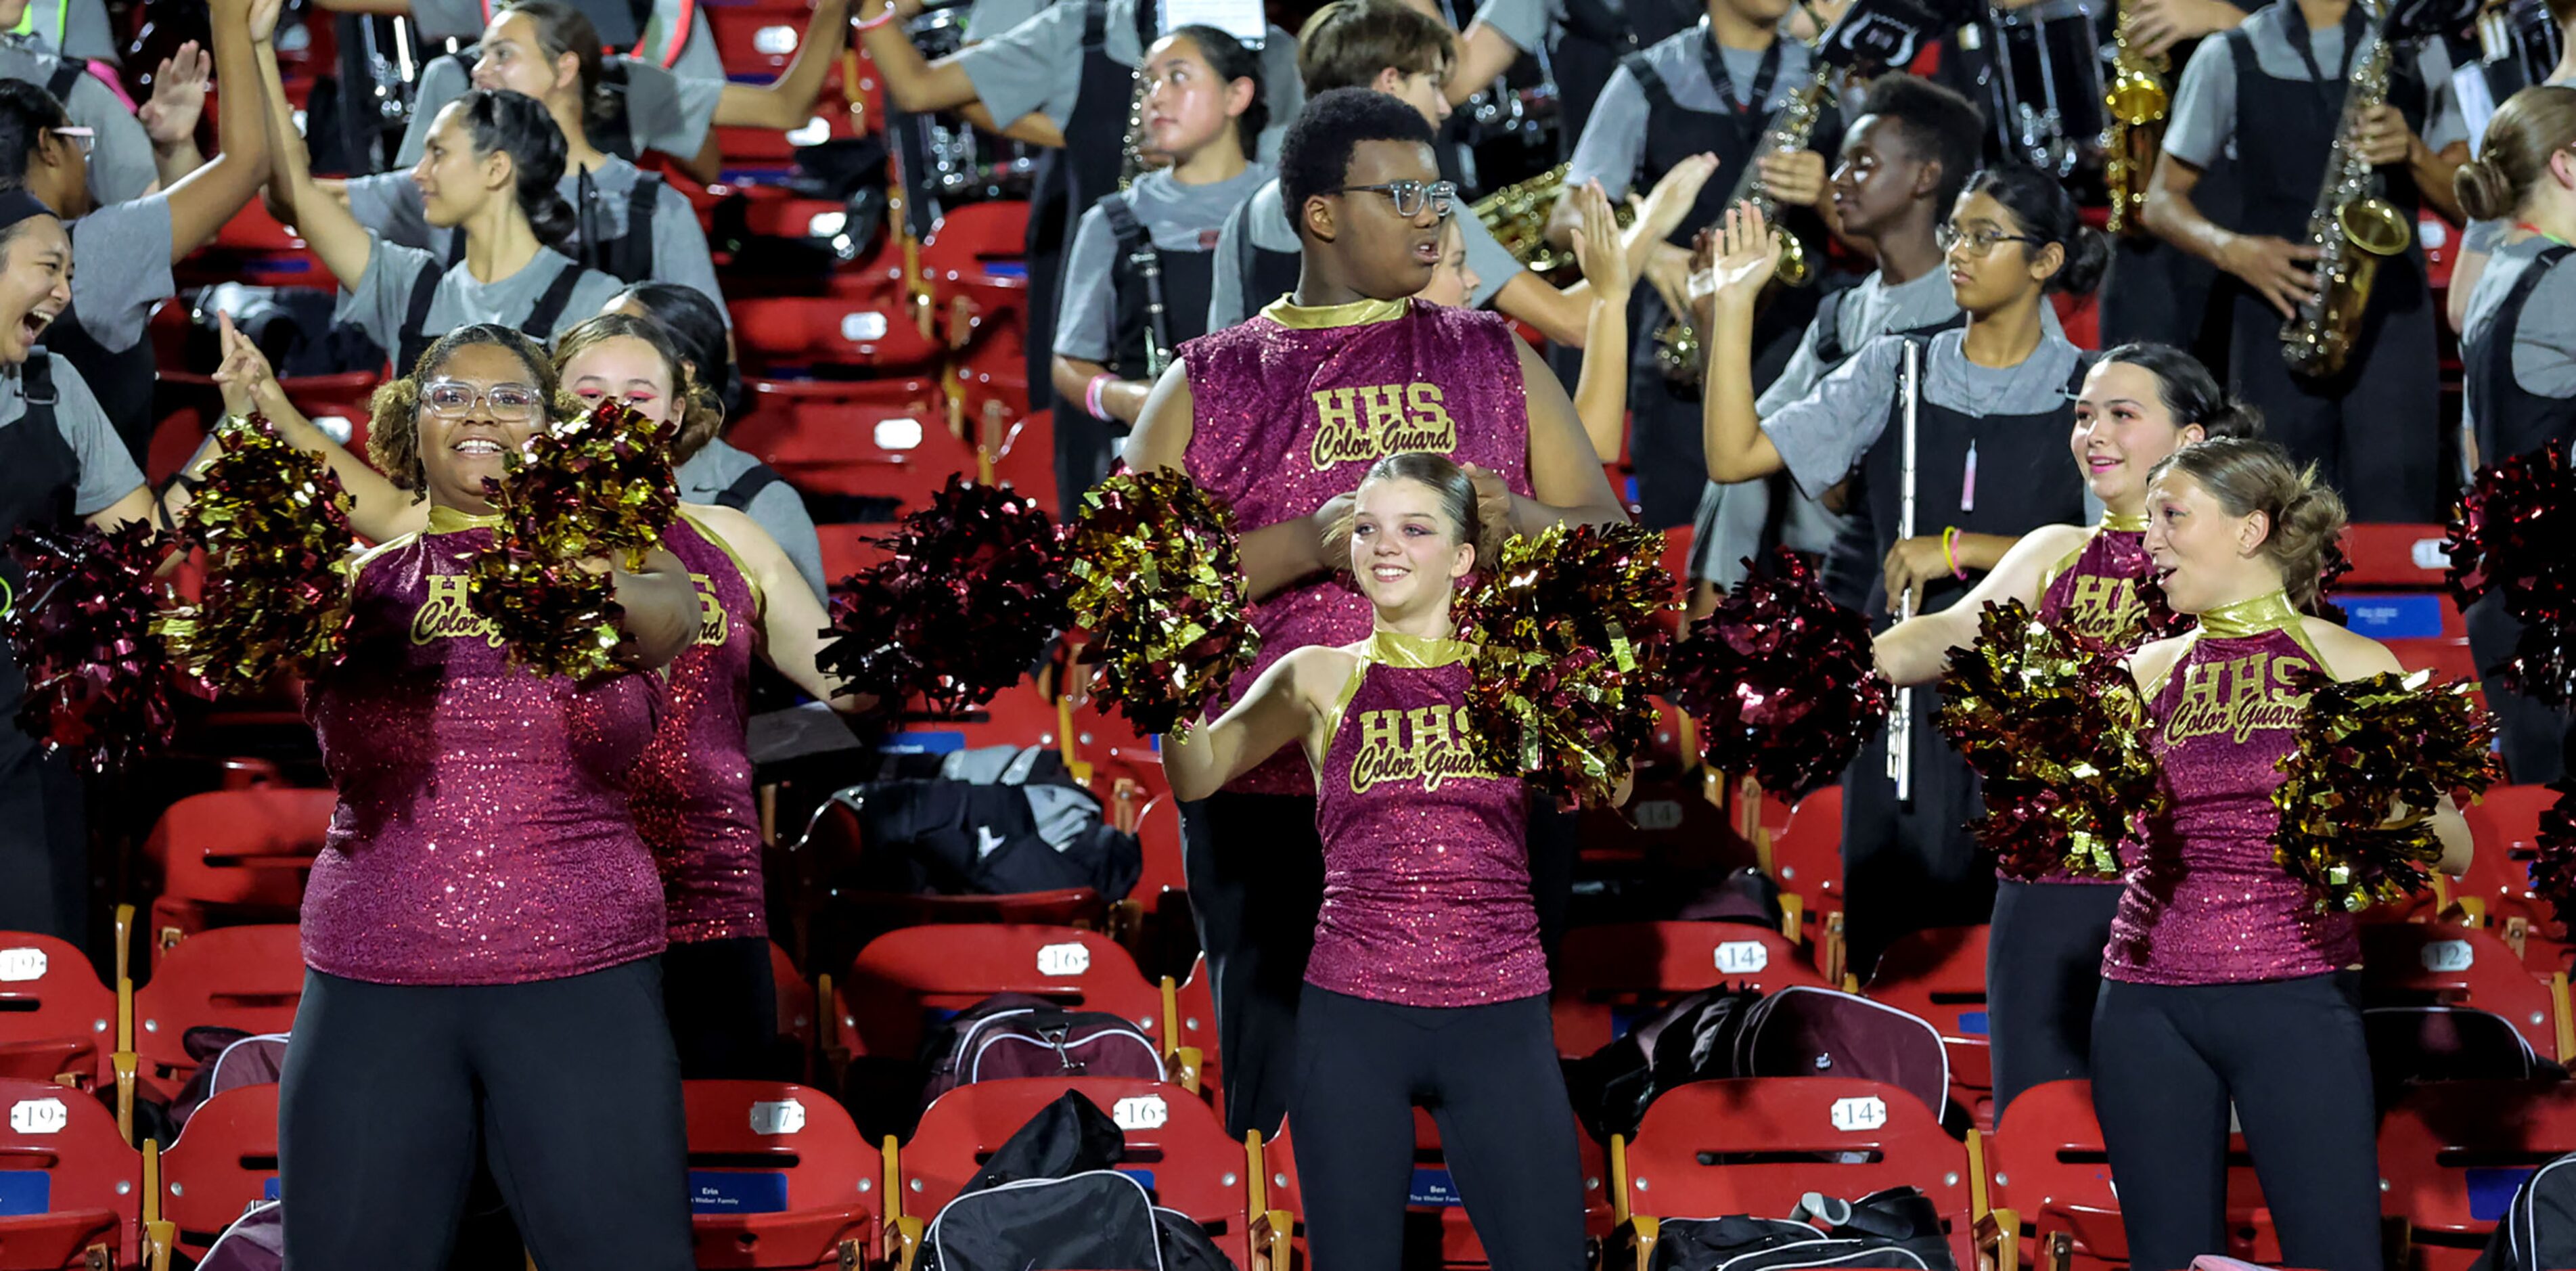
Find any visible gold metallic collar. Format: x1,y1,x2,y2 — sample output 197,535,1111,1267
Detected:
2100,510,2150,533
1363,628,1474,668
426,506,503,533
1261,294,1410,330
2198,590,2299,639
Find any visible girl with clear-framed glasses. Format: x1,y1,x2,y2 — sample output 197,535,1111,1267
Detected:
1695,162,2112,980
274,321,705,1270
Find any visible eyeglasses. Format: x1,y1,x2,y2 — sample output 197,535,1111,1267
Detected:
1328,179,1459,219
1937,223,2043,255
421,380,544,421
48,127,93,156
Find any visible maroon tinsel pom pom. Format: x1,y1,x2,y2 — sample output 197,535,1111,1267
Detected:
2445,447,2576,703
2121,571,2194,650
818,476,1068,715
3,522,183,772
1667,548,1891,799
2529,780,2576,931
2307,538,2354,625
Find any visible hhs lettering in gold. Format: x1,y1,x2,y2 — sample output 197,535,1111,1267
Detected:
1311,384,1460,468
2164,650,2312,745
1349,704,1496,794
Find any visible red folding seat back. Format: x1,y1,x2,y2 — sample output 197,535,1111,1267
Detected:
1553,922,1827,1056
703,3,811,76
684,1079,884,1269
2379,1079,2576,1271
725,375,959,509
1864,925,1994,1124
158,1082,280,1260
1623,1077,1970,1264
0,938,112,1090
133,926,304,1090
146,788,336,959
2384,637,2478,686
2460,785,2558,927
730,292,939,372
1987,1079,2278,1269
2337,524,2450,588
1762,785,1845,918
839,927,1160,1061
903,1077,1252,1264
0,1077,139,1268
2359,923,2556,1057
1131,797,1186,914
1171,957,1220,1107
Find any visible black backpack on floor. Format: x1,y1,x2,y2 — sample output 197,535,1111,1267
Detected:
920,1091,1238,1271
2471,1153,2576,1271
1647,1187,1958,1271
1562,985,1766,1142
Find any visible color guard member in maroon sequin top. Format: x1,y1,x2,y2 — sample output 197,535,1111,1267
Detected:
2094,439,2472,1271
282,326,705,1271
1123,89,1628,1139
1865,344,2261,1119
1165,453,1603,1271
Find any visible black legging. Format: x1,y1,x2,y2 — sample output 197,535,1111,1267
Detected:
278,960,694,1271
2090,972,2380,1271
1288,987,1584,1271
662,934,780,1080
1986,880,2123,1120
1180,792,1581,1138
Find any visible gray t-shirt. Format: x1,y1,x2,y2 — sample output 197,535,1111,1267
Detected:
64,194,174,354
16,0,118,62
0,35,155,206
2460,233,2576,447
2163,2,2467,169
677,437,827,602
1056,163,1269,359
333,242,629,359
342,156,728,325
1755,266,1958,416
1203,178,1516,330
964,0,1052,43
951,1,1302,162
1565,20,1815,200
2460,69,2574,257
1466,0,1566,57
409,0,723,79
4,352,142,514
397,52,724,167
1761,327,2085,498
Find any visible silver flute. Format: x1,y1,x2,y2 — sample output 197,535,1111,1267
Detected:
1885,340,1920,802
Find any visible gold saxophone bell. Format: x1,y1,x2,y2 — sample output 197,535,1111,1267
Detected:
2102,4,2171,239
2286,196,2411,378
1771,225,1811,288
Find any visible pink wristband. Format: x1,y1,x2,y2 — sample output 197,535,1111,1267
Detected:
1086,373,1114,420
854,5,899,30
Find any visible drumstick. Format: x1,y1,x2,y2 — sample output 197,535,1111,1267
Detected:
1886,338,1920,804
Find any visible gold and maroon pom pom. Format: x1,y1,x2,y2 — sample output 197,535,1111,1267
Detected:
5,522,182,771
1064,470,1259,738
2445,447,2576,703
156,414,357,693
2527,780,2576,930
2270,667,2500,912
1668,548,1889,800
465,400,681,679
1457,522,1673,807
1937,600,2162,880
819,476,1068,715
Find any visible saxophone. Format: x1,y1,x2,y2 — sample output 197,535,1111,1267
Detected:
1473,162,1594,275
2102,0,2171,237
2280,1,2414,379
1658,62,1836,387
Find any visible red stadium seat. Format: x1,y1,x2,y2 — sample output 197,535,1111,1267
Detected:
156,1082,279,1260
0,1077,141,1269
2458,785,2571,970
900,1077,1257,1266
2338,524,2451,589
1614,1077,1971,1268
725,375,960,508
1864,924,1994,1128
1759,784,1845,937
702,2,813,77
141,787,335,963
684,1079,886,1269
0,937,113,1091
731,288,942,373
920,201,1031,356
2384,636,2479,686
2380,1079,2576,1271
2359,922,2558,1060
1983,1079,2278,1270
814,522,892,594
133,926,304,1095
1168,956,1219,1106
834,926,1162,1063
1552,922,1828,1057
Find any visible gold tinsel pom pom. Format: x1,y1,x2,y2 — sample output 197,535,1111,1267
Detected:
1457,522,1673,808
155,414,357,693
2271,667,2499,912
1937,600,2163,880
1064,470,1260,738
464,401,681,680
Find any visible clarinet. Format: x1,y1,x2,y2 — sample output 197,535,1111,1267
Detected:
1131,242,1174,379
1885,340,1920,803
